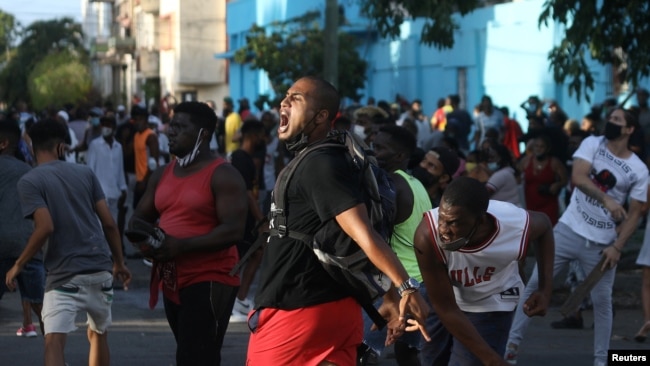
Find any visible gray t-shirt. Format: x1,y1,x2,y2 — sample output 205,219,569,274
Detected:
0,155,41,260
17,160,112,291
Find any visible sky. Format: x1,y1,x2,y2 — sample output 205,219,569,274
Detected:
0,0,82,27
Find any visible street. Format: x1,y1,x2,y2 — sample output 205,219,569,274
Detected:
0,250,648,365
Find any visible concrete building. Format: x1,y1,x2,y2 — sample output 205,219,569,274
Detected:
223,0,618,129
85,0,135,109
157,0,229,109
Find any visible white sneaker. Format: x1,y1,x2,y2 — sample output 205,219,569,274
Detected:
229,311,248,323
504,342,518,365
142,258,153,268
233,298,251,314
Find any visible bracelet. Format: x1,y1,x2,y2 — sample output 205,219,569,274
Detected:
611,245,622,253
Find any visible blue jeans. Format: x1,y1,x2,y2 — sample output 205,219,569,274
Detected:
448,311,514,366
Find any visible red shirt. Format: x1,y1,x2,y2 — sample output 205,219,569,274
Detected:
150,158,239,307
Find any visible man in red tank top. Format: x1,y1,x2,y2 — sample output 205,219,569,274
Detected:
129,101,248,365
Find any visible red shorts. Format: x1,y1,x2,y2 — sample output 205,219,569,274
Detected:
246,297,362,366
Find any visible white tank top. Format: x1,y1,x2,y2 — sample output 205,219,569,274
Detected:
424,200,530,312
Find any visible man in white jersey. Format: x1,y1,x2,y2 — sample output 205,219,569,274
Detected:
506,108,648,366
413,176,555,366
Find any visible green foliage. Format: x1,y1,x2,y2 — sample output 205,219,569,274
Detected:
0,17,87,105
359,0,481,49
0,10,21,62
28,50,92,111
234,11,367,100
540,0,650,101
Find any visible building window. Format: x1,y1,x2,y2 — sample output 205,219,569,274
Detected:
457,67,467,110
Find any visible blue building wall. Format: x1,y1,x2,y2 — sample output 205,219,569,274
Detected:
222,0,613,129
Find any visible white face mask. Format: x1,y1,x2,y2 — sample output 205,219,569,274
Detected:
101,127,113,137
176,128,203,168
352,124,366,140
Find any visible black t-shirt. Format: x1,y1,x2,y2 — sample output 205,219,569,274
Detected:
445,109,473,150
116,122,136,174
231,149,257,246
255,147,364,310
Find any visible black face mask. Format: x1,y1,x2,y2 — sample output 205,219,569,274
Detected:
412,166,441,188
284,112,320,152
604,122,623,140
535,153,547,161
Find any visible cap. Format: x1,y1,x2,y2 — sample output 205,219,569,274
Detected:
57,110,69,123
430,146,460,179
89,107,104,117
353,106,389,120
223,96,234,104
117,105,125,112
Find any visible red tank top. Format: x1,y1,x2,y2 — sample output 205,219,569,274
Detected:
524,157,559,224
151,158,239,306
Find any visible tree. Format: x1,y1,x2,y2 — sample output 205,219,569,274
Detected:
233,11,367,101
0,17,87,105
0,10,21,63
539,0,650,101
28,50,92,111
360,0,650,101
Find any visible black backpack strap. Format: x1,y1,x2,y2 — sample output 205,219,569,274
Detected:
269,142,344,239
363,302,387,330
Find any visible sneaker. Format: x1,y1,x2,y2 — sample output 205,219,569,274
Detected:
233,298,251,314
142,258,153,268
229,311,248,323
16,324,37,338
504,343,518,365
550,316,583,329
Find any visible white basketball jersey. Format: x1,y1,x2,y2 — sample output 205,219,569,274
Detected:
424,200,530,312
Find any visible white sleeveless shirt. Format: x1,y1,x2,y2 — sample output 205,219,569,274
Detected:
424,200,530,312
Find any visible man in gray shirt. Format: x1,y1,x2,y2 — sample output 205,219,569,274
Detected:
0,120,45,337
4,119,131,366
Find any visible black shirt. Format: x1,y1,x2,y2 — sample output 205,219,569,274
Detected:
255,146,363,309
231,149,257,246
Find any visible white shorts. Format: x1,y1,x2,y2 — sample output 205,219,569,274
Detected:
43,271,113,335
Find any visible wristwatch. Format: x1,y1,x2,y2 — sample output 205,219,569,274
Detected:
398,277,420,297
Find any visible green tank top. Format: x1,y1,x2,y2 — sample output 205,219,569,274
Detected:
391,170,432,282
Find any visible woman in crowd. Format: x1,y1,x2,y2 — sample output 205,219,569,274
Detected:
519,135,568,224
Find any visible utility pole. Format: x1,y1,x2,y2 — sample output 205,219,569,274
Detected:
323,0,338,88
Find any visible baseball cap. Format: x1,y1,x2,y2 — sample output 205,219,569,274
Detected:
117,105,125,112
89,107,104,117
353,106,388,120
430,146,460,178
57,110,69,123
223,96,234,104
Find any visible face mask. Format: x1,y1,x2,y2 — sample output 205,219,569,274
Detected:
438,220,478,251
535,153,547,161
412,166,440,188
101,127,113,137
285,112,320,152
604,122,623,140
90,117,100,126
352,124,367,140
487,162,499,171
465,162,477,172
176,128,204,167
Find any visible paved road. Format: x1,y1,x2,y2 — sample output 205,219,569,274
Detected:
1,248,649,365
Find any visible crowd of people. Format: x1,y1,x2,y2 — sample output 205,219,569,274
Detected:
1,78,650,366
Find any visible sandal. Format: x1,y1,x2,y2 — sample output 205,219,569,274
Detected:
634,321,650,342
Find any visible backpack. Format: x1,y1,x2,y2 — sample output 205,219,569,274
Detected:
269,130,396,329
